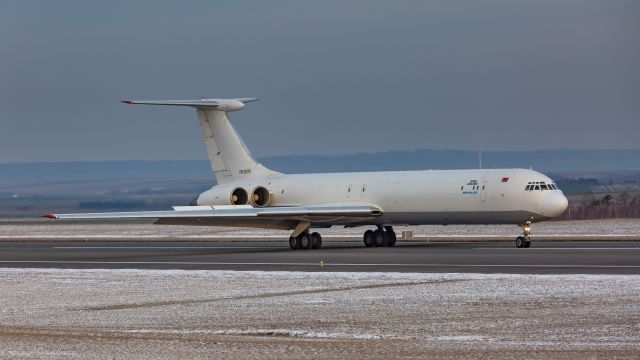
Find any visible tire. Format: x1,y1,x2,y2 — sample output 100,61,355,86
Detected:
289,236,300,250
524,236,531,248
386,231,397,247
311,232,322,249
515,236,524,248
363,230,374,247
300,232,313,250
374,229,387,247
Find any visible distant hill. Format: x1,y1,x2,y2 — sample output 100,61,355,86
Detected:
1,149,638,185
261,149,640,174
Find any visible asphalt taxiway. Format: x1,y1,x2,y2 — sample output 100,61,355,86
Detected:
0,240,639,274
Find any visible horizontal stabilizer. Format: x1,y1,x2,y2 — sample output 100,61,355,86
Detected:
121,98,257,111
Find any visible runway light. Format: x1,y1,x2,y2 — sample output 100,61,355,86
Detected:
320,260,324,267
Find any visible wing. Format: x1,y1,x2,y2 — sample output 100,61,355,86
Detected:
43,204,383,229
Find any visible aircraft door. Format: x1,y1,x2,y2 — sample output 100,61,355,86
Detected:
480,181,488,202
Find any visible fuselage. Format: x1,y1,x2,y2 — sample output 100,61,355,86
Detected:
197,168,568,227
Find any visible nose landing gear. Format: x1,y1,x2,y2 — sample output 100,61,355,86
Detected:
515,220,532,248
364,226,397,248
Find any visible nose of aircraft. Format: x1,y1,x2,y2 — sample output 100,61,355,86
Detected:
543,192,569,217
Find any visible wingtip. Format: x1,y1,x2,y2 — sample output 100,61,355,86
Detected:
42,213,58,219
121,99,133,104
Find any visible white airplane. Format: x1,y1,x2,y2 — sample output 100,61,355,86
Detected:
45,98,568,249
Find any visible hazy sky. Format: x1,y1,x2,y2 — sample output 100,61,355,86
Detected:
1,1,638,163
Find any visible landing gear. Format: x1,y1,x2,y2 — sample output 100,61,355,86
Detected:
300,232,313,250
364,226,396,248
515,236,531,248
363,230,375,247
373,228,387,247
289,235,301,250
289,231,323,250
311,232,323,249
515,220,532,248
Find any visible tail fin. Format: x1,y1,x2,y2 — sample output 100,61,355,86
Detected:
122,98,280,184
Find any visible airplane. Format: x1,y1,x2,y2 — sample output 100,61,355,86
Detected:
44,97,569,249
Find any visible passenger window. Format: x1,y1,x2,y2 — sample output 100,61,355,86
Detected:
461,186,463,190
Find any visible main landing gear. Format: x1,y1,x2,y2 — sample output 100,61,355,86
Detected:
288,225,397,250
515,220,532,248
289,231,323,250
363,226,397,248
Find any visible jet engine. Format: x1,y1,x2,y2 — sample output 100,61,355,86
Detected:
251,186,271,207
230,187,249,205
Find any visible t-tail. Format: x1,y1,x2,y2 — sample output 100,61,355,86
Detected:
121,98,280,184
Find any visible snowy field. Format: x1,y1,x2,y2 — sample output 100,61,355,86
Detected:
0,219,639,241
0,269,639,358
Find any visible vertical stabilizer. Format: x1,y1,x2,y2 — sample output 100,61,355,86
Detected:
121,98,280,184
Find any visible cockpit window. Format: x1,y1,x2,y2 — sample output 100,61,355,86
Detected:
525,181,560,191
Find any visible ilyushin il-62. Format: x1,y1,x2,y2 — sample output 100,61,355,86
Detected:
45,98,568,250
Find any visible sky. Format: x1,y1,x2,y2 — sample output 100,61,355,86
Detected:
0,0,638,163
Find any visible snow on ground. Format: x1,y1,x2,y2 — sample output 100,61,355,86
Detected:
0,219,639,240
0,269,639,358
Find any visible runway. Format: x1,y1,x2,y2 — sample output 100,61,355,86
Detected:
1,240,639,274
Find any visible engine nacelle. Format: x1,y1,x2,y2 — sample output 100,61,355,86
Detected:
197,186,250,206
251,186,271,207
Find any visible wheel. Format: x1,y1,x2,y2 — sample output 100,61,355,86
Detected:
373,229,387,247
515,236,525,248
524,236,531,248
386,230,397,247
289,236,300,250
300,232,313,250
363,230,374,247
311,232,322,249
